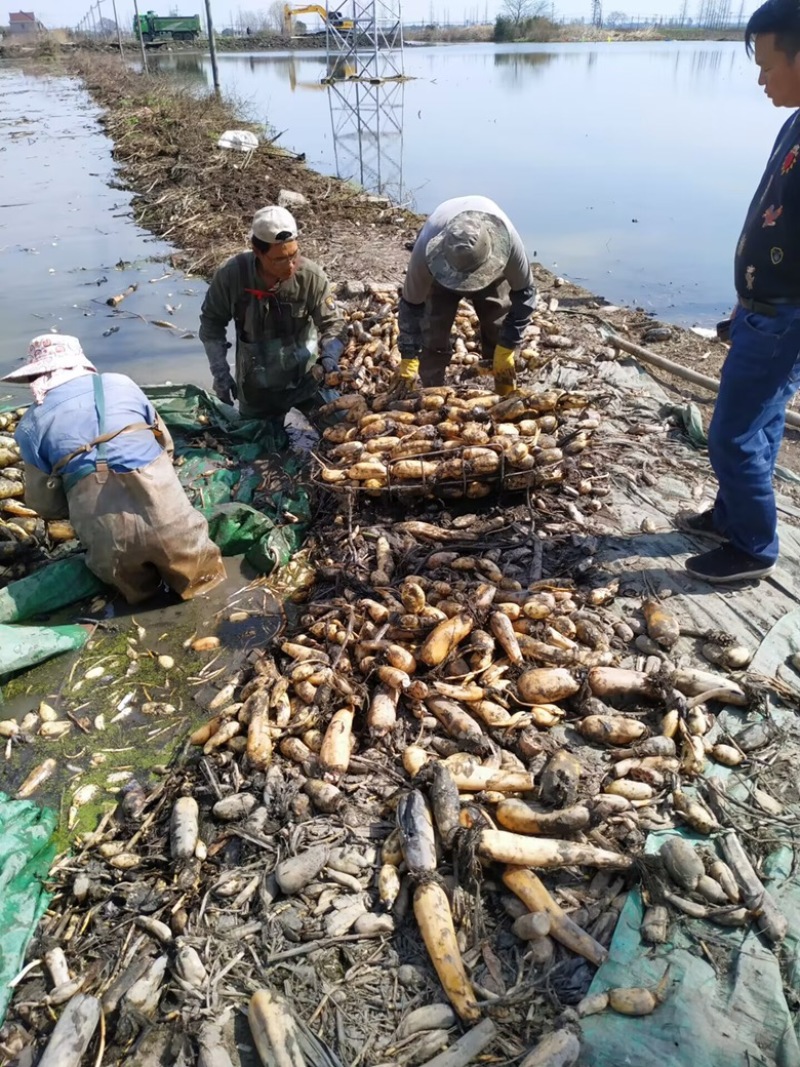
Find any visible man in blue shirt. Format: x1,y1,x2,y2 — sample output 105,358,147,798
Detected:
678,0,800,582
4,334,225,604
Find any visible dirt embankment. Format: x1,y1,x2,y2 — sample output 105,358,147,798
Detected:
0,22,743,61
0,33,336,60
70,56,419,285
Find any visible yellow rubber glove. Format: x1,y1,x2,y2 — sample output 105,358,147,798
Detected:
397,357,420,381
388,357,420,398
493,344,516,396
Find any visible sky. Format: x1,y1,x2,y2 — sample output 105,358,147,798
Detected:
0,0,766,29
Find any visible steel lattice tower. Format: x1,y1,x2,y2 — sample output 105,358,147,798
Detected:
324,1,406,202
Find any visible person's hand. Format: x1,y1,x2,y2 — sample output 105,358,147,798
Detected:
492,345,516,396
213,372,237,405
320,352,340,375
387,357,420,399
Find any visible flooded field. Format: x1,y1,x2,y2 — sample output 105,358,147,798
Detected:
150,40,777,326
0,65,213,386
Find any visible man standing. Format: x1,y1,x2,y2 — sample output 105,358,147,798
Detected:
200,206,346,418
680,0,800,583
395,195,536,396
6,335,225,604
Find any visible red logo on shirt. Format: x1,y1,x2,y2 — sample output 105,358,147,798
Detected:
762,204,784,227
780,144,799,175
244,287,277,301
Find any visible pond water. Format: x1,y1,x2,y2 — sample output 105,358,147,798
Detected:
0,65,210,384
151,40,782,326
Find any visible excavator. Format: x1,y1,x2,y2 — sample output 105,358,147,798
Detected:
282,5,354,36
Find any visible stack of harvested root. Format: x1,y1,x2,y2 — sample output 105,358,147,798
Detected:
315,383,606,502
0,408,77,580
334,288,586,403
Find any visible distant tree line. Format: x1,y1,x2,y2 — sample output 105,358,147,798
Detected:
589,0,746,28
495,0,558,41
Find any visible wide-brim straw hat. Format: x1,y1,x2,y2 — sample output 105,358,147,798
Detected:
1,334,96,381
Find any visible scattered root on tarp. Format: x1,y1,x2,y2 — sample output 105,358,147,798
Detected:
2,462,791,1065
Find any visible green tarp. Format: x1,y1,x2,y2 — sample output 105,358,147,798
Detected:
0,792,56,1024
0,622,87,678
134,384,312,570
0,557,105,625
0,385,312,678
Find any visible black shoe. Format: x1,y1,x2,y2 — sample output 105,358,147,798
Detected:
685,544,775,583
676,509,727,543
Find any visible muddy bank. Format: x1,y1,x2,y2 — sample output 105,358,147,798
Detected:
67,56,417,286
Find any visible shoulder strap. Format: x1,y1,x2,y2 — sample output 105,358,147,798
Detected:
92,374,108,479
234,252,255,338
50,375,161,478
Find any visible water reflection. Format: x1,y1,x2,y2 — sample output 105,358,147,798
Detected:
148,51,209,86
281,56,405,200
152,42,773,323
328,81,405,201
493,49,558,87
287,54,356,89
667,45,740,86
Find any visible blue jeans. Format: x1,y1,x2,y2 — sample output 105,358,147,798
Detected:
708,306,800,564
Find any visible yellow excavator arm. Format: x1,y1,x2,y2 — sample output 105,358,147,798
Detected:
283,4,354,35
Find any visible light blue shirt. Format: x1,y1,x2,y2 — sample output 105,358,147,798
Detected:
15,373,162,485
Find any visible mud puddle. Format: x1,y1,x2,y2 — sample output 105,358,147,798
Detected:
0,64,212,389
1,554,285,846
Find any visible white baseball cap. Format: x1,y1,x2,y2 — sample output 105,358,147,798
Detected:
251,206,298,244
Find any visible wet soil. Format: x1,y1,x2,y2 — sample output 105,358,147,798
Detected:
0,555,281,828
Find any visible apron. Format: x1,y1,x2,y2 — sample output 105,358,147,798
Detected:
232,254,321,416
52,377,225,603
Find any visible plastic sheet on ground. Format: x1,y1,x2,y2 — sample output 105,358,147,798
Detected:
0,557,104,625
665,398,800,486
564,359,800,1065
0,792,56,1025
0,621,88,683
140,384,312,569
581,842,800,1066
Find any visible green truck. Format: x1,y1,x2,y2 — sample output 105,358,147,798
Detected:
133,11,202,42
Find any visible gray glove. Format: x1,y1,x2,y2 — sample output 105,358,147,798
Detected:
213,372,237,405
320,338,344,375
